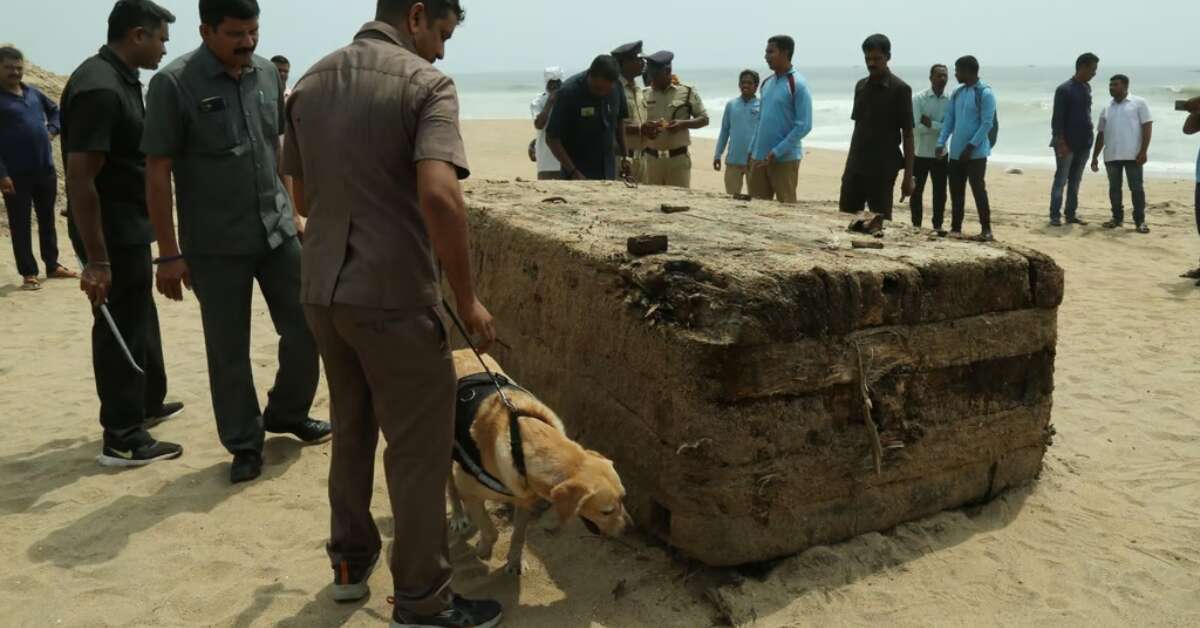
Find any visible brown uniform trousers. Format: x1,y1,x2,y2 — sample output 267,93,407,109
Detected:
723,164,749,195
748,159,802,203
305,304,456,616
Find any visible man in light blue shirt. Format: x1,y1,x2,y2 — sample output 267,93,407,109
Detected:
1180,96,1200,283
911,64,951,229
748,35,813,203
936,55,997,241
713,69,760,196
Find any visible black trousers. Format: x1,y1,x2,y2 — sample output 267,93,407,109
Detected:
839,170,899,220
948,158,992,232
2,170,59,277
911,157,948,229
77,243,168,442
188,237,319,455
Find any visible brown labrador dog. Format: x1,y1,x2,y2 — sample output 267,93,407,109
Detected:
449,350,630,574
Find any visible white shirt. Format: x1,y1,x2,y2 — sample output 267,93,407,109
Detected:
531,93,561,173
1097,95,1152,163
913,88,951,159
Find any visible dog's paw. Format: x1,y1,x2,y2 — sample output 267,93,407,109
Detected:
503,559,531,575
448,516,474,536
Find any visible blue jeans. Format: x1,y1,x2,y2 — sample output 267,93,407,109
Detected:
1049,150,1088,222
1104,161,1146,225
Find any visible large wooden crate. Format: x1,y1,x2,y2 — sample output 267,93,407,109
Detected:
461,180,1060,566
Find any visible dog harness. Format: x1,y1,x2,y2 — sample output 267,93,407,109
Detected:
453,373,529,497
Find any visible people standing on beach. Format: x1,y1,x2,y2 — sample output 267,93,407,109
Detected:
61,0,184,468
641,51,708,188
839,34,914,221
612,40,647,183
911,64,951,229
142,0,329,485
713,69,760,196
0,46,77,291
1180,97,1200,284
531,67,564,180
748,35,813,203
1049,52,1099,227
546,55,630,181
936,55,996,241
1090,74,1153,233
284,2,503,625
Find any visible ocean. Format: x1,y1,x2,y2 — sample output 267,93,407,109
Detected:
454,65,1200,177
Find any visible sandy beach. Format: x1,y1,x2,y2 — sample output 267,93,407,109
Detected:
2,115,1199,627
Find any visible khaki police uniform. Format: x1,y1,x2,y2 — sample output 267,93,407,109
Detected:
643,83,706,188
621,77,648,182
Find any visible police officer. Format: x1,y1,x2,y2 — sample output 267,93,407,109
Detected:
611,40,647,183
641,51,708,188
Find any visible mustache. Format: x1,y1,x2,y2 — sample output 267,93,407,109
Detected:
235,47,255,55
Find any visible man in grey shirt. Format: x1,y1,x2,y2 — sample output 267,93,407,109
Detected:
142,0,329,484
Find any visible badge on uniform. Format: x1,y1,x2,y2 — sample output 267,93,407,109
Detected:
199,96,227,113
581,106,596,118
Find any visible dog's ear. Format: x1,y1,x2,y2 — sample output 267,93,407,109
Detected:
550,479,596,523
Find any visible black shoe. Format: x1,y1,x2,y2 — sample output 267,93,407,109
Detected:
230,451,263,484
1066,217,1088,226
267,418,332,444
143,401,185,430
332,553,380,602
391,594,503,628
1049,219,1063,227
1102,220,1123,229
97,432,182,468
974,231,995,242
934,229,949,237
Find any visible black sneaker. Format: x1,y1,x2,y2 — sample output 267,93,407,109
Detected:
1049,219,1063,227
391,594,503,628
1066,217,1088,226
267,418,332,444
143,401,185,430
97,432,182,468
332,553,379,602
230,451,263,484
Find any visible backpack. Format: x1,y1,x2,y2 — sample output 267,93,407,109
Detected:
953,84,1000,149
762,72,798,107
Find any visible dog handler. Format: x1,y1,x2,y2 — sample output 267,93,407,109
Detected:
282,0,501,626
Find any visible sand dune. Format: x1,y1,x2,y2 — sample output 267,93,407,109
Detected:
1,118,1198,627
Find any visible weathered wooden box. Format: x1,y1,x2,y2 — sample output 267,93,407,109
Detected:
462,180,1060,566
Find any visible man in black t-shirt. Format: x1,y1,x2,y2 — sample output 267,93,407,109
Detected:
546,55,631,181
840,34,915,220
62,0,184,467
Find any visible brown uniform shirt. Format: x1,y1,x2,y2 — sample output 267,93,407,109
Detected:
644,83,706,151
282,21,469,310
622,77,647,154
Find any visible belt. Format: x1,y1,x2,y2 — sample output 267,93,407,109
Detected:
643,147,689,159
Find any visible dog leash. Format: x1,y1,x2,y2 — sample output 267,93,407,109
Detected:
441,299,528,478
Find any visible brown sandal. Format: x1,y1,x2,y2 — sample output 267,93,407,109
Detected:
21,276,42,291
48,265,79,279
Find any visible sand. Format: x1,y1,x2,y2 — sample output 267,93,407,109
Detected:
2,116,1199,627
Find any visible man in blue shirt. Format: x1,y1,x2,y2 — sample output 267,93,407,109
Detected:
1181,97,1200,284
748,35,813,203
713,69,760,196
546,55,630,181
1049,52,1099,227
936,55,997,242
0,46,77,290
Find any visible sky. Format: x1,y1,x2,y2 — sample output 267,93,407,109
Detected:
4,0,1197,81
